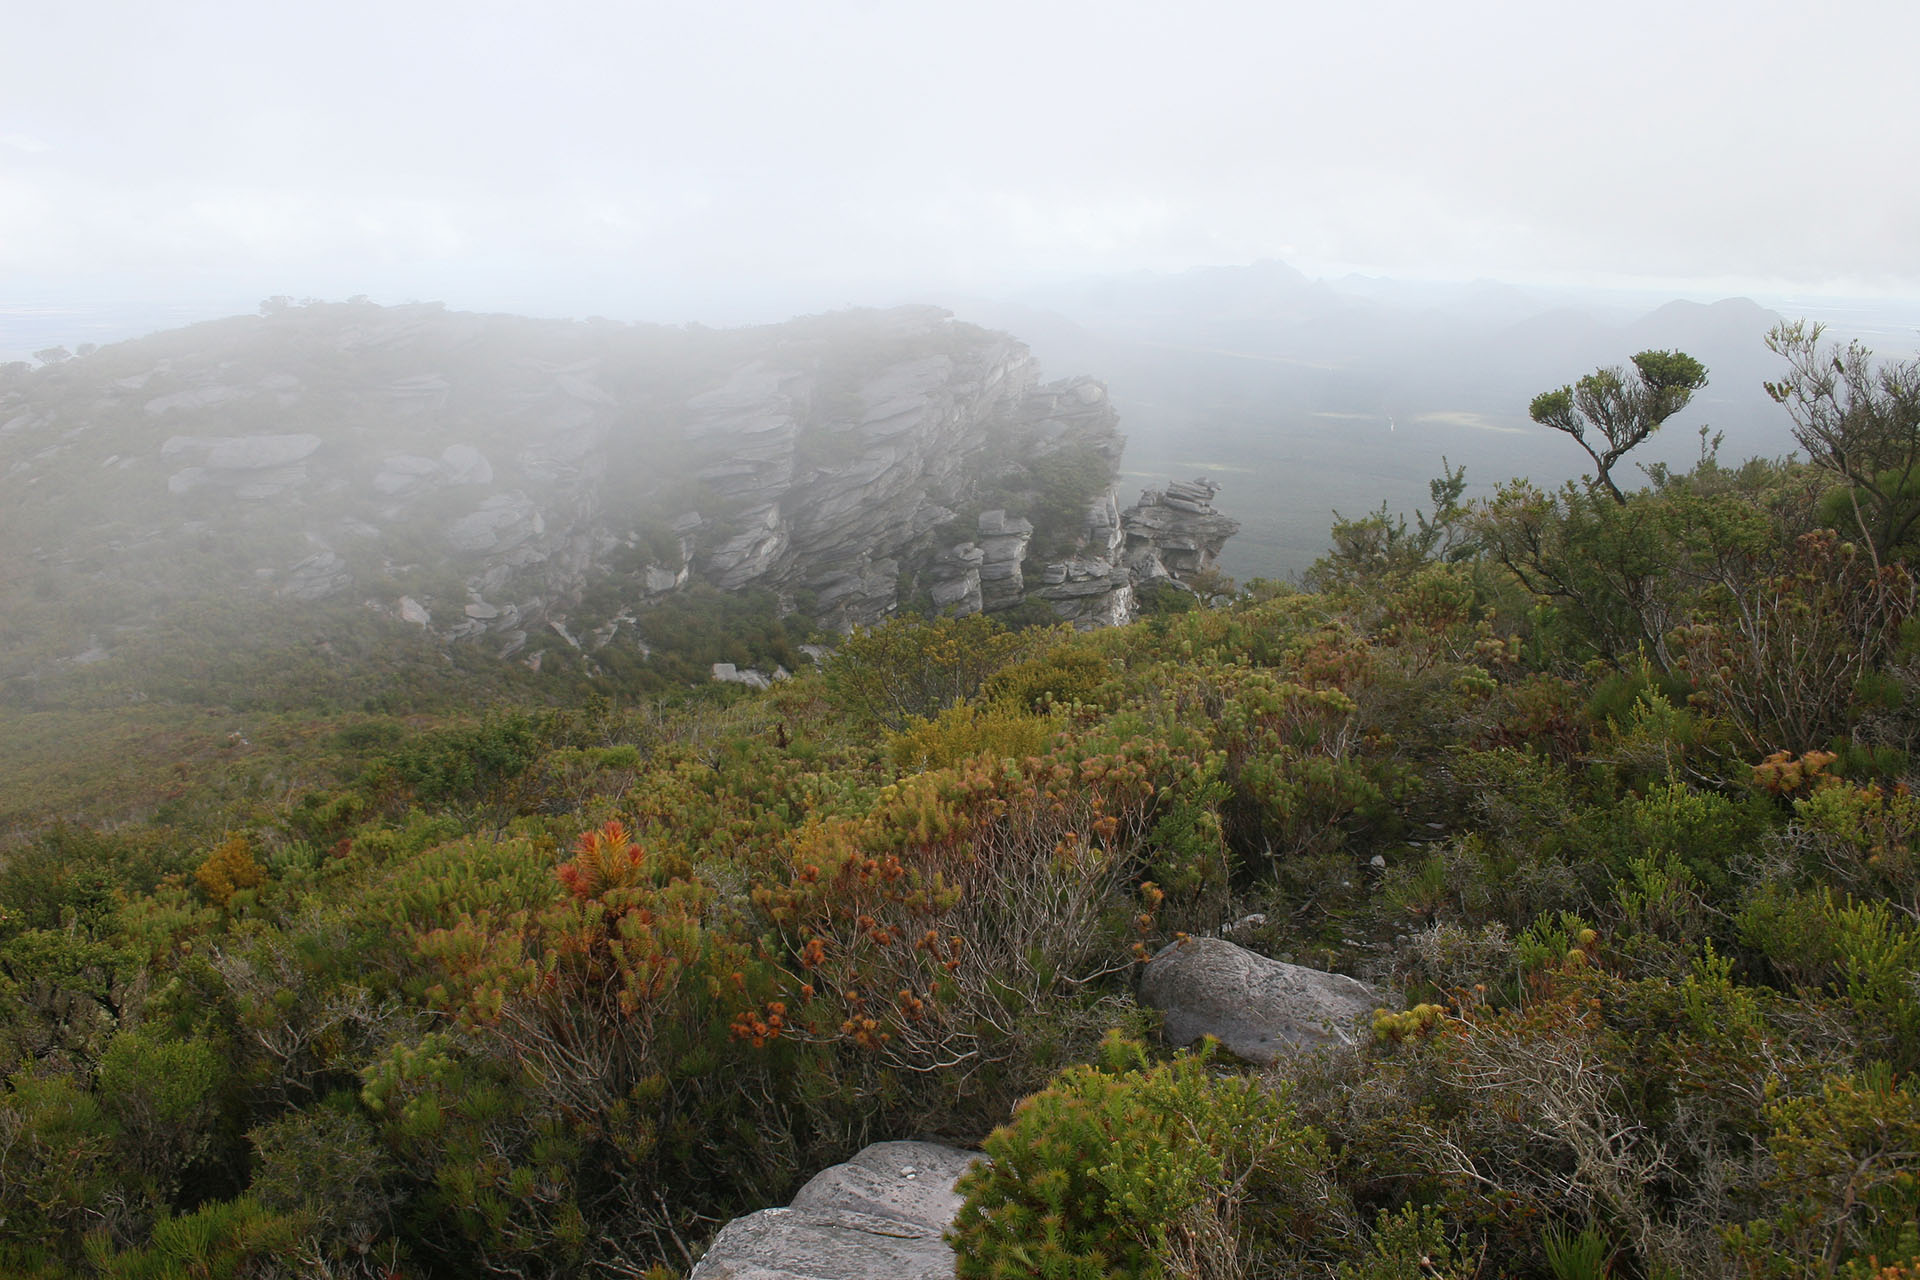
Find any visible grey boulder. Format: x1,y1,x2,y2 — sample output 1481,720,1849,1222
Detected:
1141,936,1381,1063
689,1140,980,1280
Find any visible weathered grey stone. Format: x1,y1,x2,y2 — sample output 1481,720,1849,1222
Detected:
712,663,773,690
374,453,441,495
929,572,981,611
928,542,986,615
10,302,1247,676
439,444,492,486
448,493,545,554
386,373,449,409
202,435,323,470
689,1141,980,1280
1140,936,1382,1063
145,385,243,416
280,550,351,601
160,434,323,498
705,506,790,589
1121,479,1239,585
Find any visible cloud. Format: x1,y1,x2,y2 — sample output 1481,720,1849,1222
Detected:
3,0,1917,312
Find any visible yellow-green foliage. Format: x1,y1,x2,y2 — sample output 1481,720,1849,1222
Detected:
985,641,1115,711
889,701,1058,771
1726,1065,1920,1278
193,833,267,908
1372,1002,1447,1044
949,1035,1337,1279
1338,1205,1479,1280
826,613,1039,730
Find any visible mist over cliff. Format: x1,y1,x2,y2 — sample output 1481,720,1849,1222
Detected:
0,301,1234,711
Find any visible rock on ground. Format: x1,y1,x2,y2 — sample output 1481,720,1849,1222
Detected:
1140,935,1382,1064
688,1140,980,1280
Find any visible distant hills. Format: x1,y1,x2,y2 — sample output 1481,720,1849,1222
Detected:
949,265,1917,580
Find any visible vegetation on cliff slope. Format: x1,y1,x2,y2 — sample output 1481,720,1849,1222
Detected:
0,327,1918,1278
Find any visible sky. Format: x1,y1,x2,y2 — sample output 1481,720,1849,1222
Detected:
4,0,1919,339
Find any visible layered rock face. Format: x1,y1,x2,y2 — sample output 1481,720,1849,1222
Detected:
1123,477,1240,586
0,301,1240,679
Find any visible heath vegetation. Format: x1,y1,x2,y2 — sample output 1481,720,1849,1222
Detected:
3,327,1919,1278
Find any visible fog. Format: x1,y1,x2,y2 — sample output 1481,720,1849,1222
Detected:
6,0,1920,356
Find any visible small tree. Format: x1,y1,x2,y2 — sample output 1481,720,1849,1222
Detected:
1530,351,1709,503
1765,321,1920,565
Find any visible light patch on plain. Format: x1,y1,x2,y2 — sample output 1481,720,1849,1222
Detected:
0,133,51,154
1169,461,1256,474
1125,340,1340,371
1412,410,1530,435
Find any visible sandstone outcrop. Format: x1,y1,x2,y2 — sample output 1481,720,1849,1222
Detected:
1123,477,1240,585
688,1140,979,1280
0,301,1242,686
1140,936,1382,1063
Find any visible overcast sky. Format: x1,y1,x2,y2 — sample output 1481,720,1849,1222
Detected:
4,0,1918,330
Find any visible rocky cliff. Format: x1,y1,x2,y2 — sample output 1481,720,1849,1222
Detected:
0,301,1236,694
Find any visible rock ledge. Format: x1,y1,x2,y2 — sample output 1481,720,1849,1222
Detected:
689,1140,980,1280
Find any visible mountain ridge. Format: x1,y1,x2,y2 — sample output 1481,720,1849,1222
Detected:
0,300,1234,710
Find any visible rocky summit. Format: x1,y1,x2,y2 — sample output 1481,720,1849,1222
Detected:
0,301,1236,691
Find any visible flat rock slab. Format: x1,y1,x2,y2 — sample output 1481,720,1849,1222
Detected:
689,1140,980,1280
1141,936,1382,1064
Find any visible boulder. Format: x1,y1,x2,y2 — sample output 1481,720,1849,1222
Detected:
447,492,545,554
1140,936,1381,1063
689,1140,979,1280
374,453,442,496
279,550,351,601
712,663,773,690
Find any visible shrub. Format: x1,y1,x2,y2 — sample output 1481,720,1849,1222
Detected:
1671,530,1917,757
196,834,268,909
1726,1064,1920,1279
826,614,1039,731
1338,1205,1479,1280
889,701,1058,772
948,1035,1339,1279
247,1099,401,1266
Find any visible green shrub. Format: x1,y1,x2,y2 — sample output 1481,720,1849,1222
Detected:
1726,1064,1920,1278
91,1195,301,1280
1338,1205,1479,1280
247,1098,401,1263
948,1034,1338,1279
1737,886,1920,1067
826,614,1037,731
985,643,1115,712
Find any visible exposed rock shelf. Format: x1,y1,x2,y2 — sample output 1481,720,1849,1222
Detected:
689,1141,979,1280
